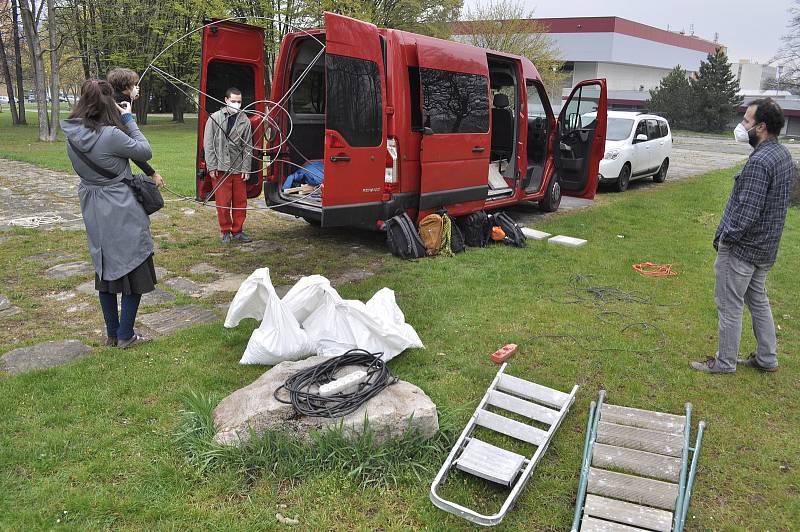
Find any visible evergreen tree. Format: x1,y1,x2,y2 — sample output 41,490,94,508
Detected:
688,48,741,132
648,66,691,129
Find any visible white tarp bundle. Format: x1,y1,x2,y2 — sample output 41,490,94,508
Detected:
224,268,424,365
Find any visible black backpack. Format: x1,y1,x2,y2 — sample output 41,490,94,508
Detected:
450,220,466,253
456,211,491,247
385,212,426,259
493,212,526,247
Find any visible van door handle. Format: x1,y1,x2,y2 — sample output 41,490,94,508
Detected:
330,155,351,162
472,146,485,153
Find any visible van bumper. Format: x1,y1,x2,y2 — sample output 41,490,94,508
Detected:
265,182,418,230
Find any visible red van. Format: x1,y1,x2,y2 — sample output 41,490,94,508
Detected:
196,13,607,229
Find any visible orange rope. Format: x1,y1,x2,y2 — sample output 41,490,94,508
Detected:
633,262,678,277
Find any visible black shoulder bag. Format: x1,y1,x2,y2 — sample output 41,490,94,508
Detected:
68,140,164,215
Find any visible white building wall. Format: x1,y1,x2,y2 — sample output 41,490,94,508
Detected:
595,63,673,91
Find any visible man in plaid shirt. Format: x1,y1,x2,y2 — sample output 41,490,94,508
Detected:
692,98,794,374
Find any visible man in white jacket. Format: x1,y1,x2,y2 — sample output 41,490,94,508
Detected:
203,87,253,243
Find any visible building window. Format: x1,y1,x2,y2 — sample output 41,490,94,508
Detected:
420,68,489,134
325,54,382,147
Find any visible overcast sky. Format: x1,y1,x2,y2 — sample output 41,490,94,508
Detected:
467,0,795,64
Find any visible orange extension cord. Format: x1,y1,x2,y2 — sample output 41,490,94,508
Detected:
633,262,679,277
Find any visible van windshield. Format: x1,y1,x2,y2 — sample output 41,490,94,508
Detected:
606,118,634,141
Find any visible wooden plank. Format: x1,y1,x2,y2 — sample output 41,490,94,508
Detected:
475,409,548,446
587,467,679,511
284,184,315,194
597,421,684,458
487,390,560,425
581,515,649,532
496,373,569,409
584,494,673,532
592,443,682,482
602,403,685,434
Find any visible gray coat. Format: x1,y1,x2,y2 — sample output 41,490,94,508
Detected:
61,117,154,281
203,108,252,175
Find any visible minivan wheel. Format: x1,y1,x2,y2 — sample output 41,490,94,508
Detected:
539,176,562,212
653,159,669,183
615,163,631,192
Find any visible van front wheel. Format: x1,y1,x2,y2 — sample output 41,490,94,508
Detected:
539,176,562,212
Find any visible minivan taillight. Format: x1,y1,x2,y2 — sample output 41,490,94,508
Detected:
385,137,399,185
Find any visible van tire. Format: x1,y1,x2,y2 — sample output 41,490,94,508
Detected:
615,163,631,192
653,158,669,183
539,176,562,212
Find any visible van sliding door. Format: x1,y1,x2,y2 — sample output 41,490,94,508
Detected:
415,37,490,218
321,12,387,228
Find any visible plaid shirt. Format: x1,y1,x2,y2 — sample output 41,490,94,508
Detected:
714,138,794,265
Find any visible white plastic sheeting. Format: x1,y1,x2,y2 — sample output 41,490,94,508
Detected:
224,268,424,365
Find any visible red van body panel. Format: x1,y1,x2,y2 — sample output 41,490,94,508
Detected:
199,15,607,229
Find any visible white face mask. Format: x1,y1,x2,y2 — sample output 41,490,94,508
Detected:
130,85,140,100
733,122,754,143
226,101,241,111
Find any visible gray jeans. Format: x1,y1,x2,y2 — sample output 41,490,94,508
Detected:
714,243,778,372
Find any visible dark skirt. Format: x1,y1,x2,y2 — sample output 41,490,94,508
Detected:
95,254,157,295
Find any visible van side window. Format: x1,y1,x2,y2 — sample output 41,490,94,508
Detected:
635,121,647,139
420,68,489,134
325,54,382,147
646,119,660,139
408,67,423,131
659,120,669,137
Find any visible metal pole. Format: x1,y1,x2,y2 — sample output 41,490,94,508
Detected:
571,390,605,532
678,421,706,532
673,403,693,531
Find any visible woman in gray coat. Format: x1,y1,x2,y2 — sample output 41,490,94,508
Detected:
61,79,158,349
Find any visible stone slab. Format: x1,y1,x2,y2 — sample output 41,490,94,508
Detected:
548,235,587,248
202,273,249,295
0,294,9,311
75,280,95,295
45,291,77,302
238,240,284,254
1,340,93,375
66,302,92,313
154,266,172,279
164,277,205,297
213,356,439,446
138,304,218,335
23,251,78,262
140,288,176,306
188,262,223,276
45,261,95,280
330,268,375,286
0,306,22,319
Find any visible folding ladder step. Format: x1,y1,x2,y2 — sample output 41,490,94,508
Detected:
597,421,684,458
496,373,570,409
587,467,679,511
455,438,526,486
581,515,650,532
602,404,686,434
487,390,561,425
583,494,674,532
475,409,549,446
592,443,682,482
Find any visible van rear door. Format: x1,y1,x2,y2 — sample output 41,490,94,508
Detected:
415,38,490,217
197,20,266,200
321,12,387,227
555,79,607,199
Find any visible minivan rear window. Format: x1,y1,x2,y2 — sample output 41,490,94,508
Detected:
325,54,382,147
420,68,489,134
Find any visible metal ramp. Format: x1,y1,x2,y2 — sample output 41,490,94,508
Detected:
572,391,706,532
430,363,578,526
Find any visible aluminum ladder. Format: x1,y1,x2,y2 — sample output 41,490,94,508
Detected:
572,391,706,532
430,363,578,526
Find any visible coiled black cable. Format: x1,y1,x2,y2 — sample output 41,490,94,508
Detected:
273,349,399,418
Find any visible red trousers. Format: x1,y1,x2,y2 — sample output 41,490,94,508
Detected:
211,173,247,234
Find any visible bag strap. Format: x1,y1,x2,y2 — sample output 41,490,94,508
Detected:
68,139,121,180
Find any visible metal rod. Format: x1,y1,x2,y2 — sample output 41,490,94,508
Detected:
674,403,693,531
678,421,706,532
571,389,605,532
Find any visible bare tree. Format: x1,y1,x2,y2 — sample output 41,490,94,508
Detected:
11,0,27,123
0,1,21,123
457,0,566,98
769,0,800,94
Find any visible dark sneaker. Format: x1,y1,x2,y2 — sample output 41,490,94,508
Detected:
737,354,778,372
232,232,252,243
117,333,151,349
689,357,735,374
105,336,117,347
221,232,232,244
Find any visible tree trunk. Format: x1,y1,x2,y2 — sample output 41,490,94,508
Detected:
135,85,150,125
19,0,50,141
11,0,27,124
0,26,21,124
46,0,59,141
170,90,185,123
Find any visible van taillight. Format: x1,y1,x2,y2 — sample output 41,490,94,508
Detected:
385,137,399,186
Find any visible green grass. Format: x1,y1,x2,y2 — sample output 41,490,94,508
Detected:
1,116,799,529
0,112,198,195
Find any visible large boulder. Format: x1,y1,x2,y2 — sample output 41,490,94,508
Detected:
213,356,439,446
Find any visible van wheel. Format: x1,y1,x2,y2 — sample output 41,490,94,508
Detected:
615,163,631,192
539,176,562,212
653,159,669,183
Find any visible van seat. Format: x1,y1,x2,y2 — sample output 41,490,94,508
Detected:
491,93,513,159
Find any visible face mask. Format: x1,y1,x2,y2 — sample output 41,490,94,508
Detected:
226,101,241,111
734,122,759,147
130,85,140,100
